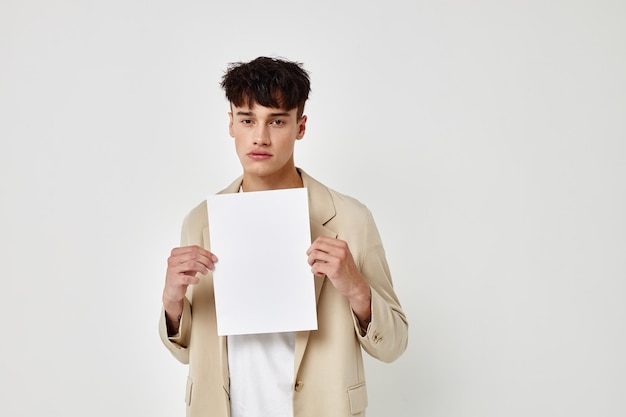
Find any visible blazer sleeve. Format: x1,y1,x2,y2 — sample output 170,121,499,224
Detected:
353,208,408,363
158,213,196,364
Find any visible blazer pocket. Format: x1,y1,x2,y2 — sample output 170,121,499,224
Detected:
185,376,193,406
347,382,368,415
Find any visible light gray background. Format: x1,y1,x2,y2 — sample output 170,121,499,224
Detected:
1,1,624,416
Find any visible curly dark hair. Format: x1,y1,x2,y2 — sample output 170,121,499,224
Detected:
220,56,311,118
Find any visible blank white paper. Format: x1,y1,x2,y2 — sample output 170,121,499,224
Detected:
207,187,318,336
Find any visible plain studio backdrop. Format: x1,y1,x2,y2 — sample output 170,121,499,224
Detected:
1,1,624,416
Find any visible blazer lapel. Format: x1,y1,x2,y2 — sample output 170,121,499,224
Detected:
294,169,337,377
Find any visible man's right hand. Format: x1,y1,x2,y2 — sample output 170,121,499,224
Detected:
162,245,218,328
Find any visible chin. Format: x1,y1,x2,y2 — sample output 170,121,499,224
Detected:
242,164,276,177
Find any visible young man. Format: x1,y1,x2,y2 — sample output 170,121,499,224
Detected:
159,56,408,417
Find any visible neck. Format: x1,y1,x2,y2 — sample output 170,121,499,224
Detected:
242,167,303,192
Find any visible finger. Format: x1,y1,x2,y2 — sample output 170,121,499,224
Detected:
308,236,347,256
309,260,327,277
178,273,200,286
169,250,218,271
171,245,218,263
164,272,199,295
307,236,332,255
307,250,334,267
179,245,218,263
169,260,211,276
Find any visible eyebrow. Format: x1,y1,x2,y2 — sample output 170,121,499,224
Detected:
235,111,291,117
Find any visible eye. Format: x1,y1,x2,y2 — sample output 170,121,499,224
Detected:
271,119,285,126
241,119,253,125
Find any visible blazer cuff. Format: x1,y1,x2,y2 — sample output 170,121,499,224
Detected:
352,299,373,337
160,298,192,349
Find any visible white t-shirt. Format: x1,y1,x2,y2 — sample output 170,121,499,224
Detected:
227,332,296,417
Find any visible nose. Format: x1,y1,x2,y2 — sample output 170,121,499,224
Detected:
253,124,270,146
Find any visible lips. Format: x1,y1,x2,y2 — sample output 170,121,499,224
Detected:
247,150,272,160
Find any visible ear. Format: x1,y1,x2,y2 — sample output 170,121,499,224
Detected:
296,115,307,140
228,112,234,137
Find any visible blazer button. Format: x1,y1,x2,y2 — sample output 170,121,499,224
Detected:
294,381,304,392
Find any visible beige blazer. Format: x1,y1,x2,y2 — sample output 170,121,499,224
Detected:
159,169,408,417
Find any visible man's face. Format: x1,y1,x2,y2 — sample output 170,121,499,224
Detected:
228,102,307,183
